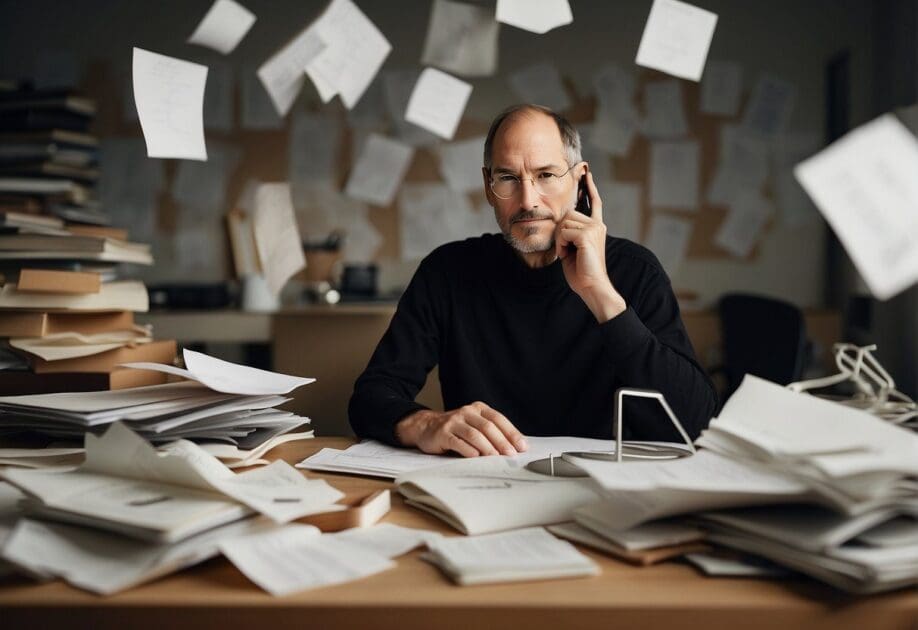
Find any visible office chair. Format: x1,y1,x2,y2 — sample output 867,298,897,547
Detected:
716,293,808,401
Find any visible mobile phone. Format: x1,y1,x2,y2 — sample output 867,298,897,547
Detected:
575,174,592,217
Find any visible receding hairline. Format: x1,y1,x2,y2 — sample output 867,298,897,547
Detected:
483,104,582,171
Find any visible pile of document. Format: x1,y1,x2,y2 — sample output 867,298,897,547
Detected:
0,348,316,468
568,375,918,594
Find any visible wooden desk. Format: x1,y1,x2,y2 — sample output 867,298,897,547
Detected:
2,438,914,630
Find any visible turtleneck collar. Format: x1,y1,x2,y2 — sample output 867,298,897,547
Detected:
491,233,567,290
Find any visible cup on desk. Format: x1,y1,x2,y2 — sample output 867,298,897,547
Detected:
241,273,280,312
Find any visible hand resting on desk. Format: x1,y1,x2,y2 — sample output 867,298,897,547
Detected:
395,403,529,457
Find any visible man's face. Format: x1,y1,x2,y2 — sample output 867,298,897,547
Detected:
483,112,583,262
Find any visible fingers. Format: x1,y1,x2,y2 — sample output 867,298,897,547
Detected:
584,170,603,221
478,404,528,452
446,433,480,458
423,403,526,458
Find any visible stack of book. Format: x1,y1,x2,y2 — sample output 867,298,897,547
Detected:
0,86,169,394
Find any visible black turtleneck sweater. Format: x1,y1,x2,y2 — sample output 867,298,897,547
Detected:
349,233,718,446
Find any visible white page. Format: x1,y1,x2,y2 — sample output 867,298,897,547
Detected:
794,114,918,300
10,329,152,362
649,140,699,209
383,69,442,147
605,182,643,243
344,133,414,206
700,60,742,116
496,0,572,35
241,68,284,129
132,47,208,160
508,63,570,112
714,191,773,258
438,135,486,193
405,68,472,140
422,0,499,77
188,0,256,55
257,24,325,117
252,182,306,295
220,524,394,596
0,381,206,415
642,79,688,139
644,213,691,275
399,183,481,260
203,62,234,132
742,75,796,138
684,552,787,577
304,0,392,109
331,523,441,558
635,0,718,82
1,517,273,595
573,501,704,550
706,124,770,206
125,347,314,396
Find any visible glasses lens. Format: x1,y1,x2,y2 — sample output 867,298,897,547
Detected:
492,178,518,198
534,173,565,196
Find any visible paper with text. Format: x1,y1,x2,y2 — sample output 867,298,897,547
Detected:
132,47,208,160
188,0,256,55
422,0,498,77
636,0,717,82
644,213,692,275
405,68,472,140
714,191,773,258
496,0,572,35
253,182,306,295
650,140,699,209
345,133,414,206
256,24,325,117
438,135,487,193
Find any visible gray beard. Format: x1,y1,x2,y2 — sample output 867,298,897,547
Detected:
500,226,554,254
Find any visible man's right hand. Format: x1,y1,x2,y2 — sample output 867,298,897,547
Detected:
395,403,528,457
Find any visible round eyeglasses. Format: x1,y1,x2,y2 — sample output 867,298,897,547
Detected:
488,162,582,200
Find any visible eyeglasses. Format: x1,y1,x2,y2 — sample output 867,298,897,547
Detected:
488,162,581,200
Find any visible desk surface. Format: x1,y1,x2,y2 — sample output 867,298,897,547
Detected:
2,438,914,630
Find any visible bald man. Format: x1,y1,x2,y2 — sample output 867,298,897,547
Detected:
349,104,717,456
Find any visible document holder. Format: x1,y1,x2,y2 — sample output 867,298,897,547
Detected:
526,388,697,477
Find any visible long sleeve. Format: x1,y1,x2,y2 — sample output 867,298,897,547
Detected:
348,255,443,445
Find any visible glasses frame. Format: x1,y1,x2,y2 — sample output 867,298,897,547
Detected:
487,161,583,200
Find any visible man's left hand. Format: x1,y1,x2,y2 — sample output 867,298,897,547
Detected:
555,170,627,323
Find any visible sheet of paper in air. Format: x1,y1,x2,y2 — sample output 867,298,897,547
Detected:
344,133,414,206
772,132,821,226
635,0,718,82
399,183,479,260
132,47,208,160
422,0,499,77
383,69,441,147
508,63,570,112
188,0,256,54
605,182,643,244
251,182,305,295
741,75,796,138
644,213,692,275
496,0,573,35
241,68,284,129
405,68,472,140
124,348,314,395
171,143,240,213
706,124,770,206
642,79,688,139
700,60,742,116
438,135,487,193
714,191,773,258
257,24,325,117
304,0,392,109
220,524,395,596
649,140,699,209
794,114,918,300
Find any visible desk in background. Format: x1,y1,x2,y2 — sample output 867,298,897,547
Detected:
1,437,914,630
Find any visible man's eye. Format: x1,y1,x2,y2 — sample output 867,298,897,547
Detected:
497,175,518,183
538,172,559,180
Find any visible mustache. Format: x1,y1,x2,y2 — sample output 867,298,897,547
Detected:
509,210,553,224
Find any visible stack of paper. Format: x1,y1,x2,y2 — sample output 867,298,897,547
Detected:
0,349,315,460
569,374,918,593
422,526,598,585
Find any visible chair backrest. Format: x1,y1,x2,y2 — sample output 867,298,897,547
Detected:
718,293,808,397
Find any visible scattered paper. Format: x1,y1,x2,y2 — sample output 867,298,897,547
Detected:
10,329,152,362
405,68,472,140
496,0,573,35
331,523,441,558
794,114,918,300
591,64,639,156
508,63,570,112
252,182,306,295
125,347,314,395
422,0,499,77
257,24,325,117
644,213,692,275
605,182,643,243
438,135,486,193
399,183,479,260
635,0,718,82
289,111,341,203
706,125,769,206
742,75,796,138
241,68,284,129
714,191,773,258
344,133,414,206
221,524,395,596
591,108,637,157
649,140,699,209
642,79,688,139
346,77,388,130
700,60,742,116
132,47,208,160
188,0,256,55
384,69,442,146
305,0,392,109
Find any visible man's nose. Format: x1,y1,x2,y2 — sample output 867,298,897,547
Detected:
519,178,540,209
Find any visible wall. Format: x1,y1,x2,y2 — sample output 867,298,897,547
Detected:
0,0,877,308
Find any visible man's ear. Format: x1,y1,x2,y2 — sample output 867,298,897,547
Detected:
577,161,590,179
482,167,496,206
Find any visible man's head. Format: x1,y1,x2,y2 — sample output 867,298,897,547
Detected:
482,104,586,266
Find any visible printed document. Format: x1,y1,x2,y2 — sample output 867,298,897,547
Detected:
187,0,256,55
404,68,472,140
635,0,718,82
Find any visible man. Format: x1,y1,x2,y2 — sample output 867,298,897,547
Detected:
349,104,717,457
